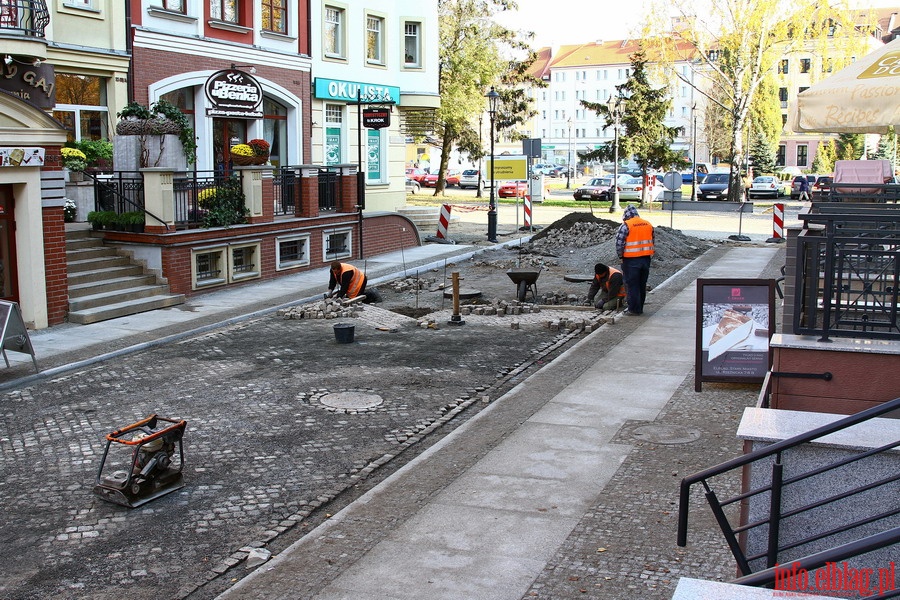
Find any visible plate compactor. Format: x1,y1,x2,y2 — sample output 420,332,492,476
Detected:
93,414,188,508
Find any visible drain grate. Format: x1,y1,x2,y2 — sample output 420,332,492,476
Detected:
301,389,385,413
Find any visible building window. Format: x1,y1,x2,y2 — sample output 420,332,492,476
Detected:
797,144,808,167
262,0,286,33
404,21,421,67
778,59,789,74
52,74,110,142
779,87,788,108
324,230,351,261
193,247,226,289
324,6,344,58
799,86,809,95
276,235,310,270
230,243,260,282
210,0,238,22
776,145,785,166
800,58,811,73
366,15,384,64
63,0,94,8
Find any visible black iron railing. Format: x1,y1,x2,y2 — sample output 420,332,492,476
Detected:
318,167,339,212
678,397,900,592
795,203,900,341
89,171,167,230
273,166,299,216
172,170,240,228
0,0,49,37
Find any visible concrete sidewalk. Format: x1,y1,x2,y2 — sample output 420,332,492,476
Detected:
216,246,781,600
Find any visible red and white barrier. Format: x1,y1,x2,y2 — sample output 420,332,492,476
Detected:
523,195,533,229
772,203,784,239
436,203,452,239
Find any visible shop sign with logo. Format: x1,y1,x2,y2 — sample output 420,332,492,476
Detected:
0,63,56,110
363,107,391,129
205,69,263,119
314,78,400,104
0,147,45,167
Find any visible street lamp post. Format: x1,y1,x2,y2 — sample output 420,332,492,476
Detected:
607,94,623,212
691,103,698,201
476,113,483,199
566,117,573,189
486,86,499,243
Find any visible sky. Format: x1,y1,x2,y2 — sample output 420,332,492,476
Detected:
494,0,900,49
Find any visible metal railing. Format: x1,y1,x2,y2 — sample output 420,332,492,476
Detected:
318,167,339,212
0,0,49,37
795,203,900,341
89,171,167,230
272,167,299,216
678,397,900,592
172,170,239,228
824,182,900,204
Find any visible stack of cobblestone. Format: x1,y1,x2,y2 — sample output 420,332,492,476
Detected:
459,299,542,317
387,275,441,293
277,298,359,320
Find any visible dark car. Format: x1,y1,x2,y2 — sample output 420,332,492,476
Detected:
573,177,612,200
698,173,731,201
812,175,833,197
697,173,731,200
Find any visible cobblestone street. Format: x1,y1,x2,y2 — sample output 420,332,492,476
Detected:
0,305,599,599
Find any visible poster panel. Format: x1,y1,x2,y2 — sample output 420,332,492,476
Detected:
695,279,775,391
0,300,38,372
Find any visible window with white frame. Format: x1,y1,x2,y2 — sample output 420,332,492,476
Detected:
276,235,310,270
161,0,185,12
324,6,344,58
404,21,421,67
52,74,110,143
210,0,238,22
193,247,227,289
366,15,384,64
262,0,287,33
324,230,352,261
229,243,260,282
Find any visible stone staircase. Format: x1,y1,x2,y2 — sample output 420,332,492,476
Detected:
66,229,185,325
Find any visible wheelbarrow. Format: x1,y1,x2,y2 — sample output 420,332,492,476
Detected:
507,269,540,303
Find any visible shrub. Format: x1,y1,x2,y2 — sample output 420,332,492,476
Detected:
61,147,87,172
64,198,77,223
72,139,113,167
198,176,248,228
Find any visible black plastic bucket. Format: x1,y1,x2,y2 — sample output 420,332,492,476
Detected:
333,323,355,344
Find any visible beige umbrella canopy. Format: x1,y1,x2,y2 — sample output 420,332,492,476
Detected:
794,37,900,134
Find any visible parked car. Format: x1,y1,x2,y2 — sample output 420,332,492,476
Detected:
405,178,421,194
812,175,833,197
790,174,818,199
573,177,613,201
618,177,664,202
698,173,731,201
459,169,483,189
406,168,427,183
531,163,557,175
422,170,460,187
548,165,574,178
748,175,782,199
497,180,528,198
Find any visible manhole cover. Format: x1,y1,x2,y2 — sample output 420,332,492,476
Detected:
564,274,594,283
319,391,384,410
443,288,482,299
631,424,701,445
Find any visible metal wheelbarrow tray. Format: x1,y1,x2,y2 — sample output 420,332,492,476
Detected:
506,269,541,302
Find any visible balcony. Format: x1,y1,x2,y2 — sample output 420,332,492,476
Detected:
0,0,49,58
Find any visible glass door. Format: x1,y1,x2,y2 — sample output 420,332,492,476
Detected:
213,118,248,172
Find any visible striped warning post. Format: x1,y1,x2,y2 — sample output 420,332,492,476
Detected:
767,203,785,244
436,203,451,239
524,195,533,229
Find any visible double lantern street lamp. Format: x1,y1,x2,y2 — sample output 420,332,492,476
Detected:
606,93,624,213
486,86,500,243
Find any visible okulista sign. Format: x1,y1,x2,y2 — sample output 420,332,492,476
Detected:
205,69,263,118
314,78,400,104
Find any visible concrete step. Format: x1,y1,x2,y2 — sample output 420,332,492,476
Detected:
67,294,187,325
66,245,120,263
68,284,177,312
67,254,132,274
67,264,146,286
65,236,104,251
68,274,160,299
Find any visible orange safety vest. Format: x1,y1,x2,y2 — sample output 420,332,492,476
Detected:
334,263,366,298
602,266,627,298
623,217,655,258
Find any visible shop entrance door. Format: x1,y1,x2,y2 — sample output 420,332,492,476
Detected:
213,118,248,172
0,186,19,303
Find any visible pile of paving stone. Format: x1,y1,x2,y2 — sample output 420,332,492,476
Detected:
278,297,360,320
387,275,441,293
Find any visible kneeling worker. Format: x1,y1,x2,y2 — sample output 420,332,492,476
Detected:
327,261,381,303
587,262,626,310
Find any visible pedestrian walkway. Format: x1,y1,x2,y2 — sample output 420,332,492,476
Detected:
216,247,782,600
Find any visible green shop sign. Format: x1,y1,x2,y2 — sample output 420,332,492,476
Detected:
314,78,400,104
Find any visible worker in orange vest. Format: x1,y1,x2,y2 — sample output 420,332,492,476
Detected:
327,261,368,300
587,263,626,310
615,205,655,316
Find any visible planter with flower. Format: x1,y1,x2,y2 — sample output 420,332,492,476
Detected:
230,138,270,165
61,147,87,182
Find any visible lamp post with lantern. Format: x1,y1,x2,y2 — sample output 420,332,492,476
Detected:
486,86,500,243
